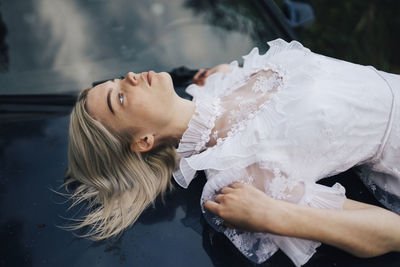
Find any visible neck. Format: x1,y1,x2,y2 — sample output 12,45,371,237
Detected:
157,96,195,147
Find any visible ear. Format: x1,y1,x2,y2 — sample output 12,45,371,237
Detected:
130,134,154,152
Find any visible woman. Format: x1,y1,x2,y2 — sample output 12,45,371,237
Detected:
65,39,400,266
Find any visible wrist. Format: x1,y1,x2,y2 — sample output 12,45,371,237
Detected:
273,200,318,238
260,198,292,235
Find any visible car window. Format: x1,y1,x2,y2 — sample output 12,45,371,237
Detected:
0,0,287,95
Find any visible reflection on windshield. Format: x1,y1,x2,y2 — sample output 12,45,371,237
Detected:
0,0,284,95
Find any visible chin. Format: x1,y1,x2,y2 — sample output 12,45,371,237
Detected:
160,71,171,79
161,72,175,91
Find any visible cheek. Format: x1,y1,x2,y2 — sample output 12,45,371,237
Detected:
130,94,158,122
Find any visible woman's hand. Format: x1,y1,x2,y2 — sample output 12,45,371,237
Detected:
204,183,283,233
192,64,232,86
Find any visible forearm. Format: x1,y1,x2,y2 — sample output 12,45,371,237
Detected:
274,199,400,257
204,183,400,257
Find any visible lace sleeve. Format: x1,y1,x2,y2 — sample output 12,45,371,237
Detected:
201,164,347,266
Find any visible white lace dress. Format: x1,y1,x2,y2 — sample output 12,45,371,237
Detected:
173,39,400,266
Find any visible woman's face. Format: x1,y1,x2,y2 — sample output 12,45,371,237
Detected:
86,71,177,138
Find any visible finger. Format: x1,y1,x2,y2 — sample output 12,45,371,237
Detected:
204,69,216,77
193,80,205,86
193,69,206,80
198,69,208,79
220,187,234,194
193,75,206,86
214,194,224,203
231,182,244,189
204,200,219,214
201,69,215,80
193,69,204,80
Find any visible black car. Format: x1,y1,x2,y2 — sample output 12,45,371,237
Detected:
1,0,399,266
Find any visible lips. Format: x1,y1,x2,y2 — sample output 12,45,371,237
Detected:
148,71,153,86
142,71,153,86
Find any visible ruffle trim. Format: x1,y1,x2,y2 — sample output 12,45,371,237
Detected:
281,182,347,267
185,38,310,99
300,182,347,208
173,93,221,188
174,39,318,188
176,93,221,158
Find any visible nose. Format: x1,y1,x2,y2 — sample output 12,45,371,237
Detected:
125,72,139,85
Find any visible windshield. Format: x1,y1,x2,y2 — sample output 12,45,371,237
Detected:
0,0,286,95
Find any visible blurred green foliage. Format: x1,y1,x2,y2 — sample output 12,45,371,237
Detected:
296,0,400,73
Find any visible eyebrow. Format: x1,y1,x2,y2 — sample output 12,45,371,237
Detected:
107,89,115,115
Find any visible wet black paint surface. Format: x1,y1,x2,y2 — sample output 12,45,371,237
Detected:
1,109,399,267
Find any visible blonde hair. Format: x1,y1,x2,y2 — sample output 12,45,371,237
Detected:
63,87,178,240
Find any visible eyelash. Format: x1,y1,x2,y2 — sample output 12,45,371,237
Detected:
118,93,124,105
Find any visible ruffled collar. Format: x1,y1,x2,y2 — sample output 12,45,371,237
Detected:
176,93,221,158
175,38,308,161
172,38,310,188
172,94,221,188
